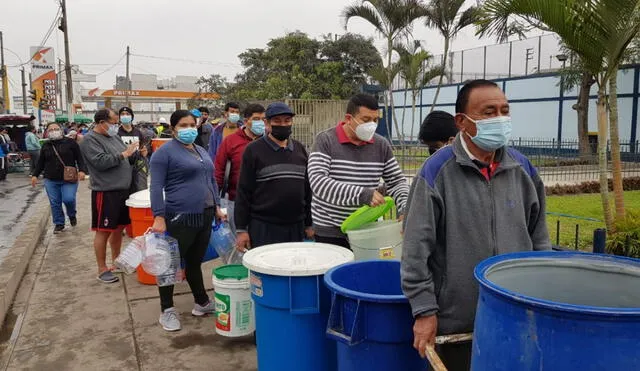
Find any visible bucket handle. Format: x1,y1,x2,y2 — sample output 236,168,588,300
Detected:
326,293,364,345
289,276,321,315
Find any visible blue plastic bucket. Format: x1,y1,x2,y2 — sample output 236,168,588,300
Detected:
324,260,427,371
243,243,354,371
474,251,640,370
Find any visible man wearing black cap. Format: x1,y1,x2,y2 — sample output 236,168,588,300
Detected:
419,110,458,155
117,107,144,146
234,102,314,251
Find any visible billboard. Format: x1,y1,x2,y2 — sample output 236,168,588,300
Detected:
30,46,57,112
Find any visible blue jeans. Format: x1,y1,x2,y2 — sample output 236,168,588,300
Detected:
44,179,78,226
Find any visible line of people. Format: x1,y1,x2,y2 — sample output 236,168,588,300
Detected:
29,80,550,371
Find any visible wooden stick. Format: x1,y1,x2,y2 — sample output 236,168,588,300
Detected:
435,332,473,345
425,345,447,371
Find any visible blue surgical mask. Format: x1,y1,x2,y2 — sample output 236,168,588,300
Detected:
120,116,133,125
250,120,265,136
176,127,198,145
81,128,88,135
228,113,240,124
107,124,119,137
464,115,512,151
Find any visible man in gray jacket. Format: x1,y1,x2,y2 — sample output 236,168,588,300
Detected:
401,79,551,370
80,108,141,284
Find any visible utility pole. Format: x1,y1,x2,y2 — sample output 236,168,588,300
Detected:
57,59,63,111
60,0,74,122
21,68,27,114
125,46,130,107
0,31,10,113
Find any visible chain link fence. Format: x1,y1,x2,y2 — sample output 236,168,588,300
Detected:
392,34,564,90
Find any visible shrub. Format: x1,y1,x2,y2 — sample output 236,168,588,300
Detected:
606,210,640,258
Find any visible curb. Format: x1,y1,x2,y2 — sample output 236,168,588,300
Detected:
0,194,50,331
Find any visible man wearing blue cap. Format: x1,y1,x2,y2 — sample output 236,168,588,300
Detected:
234,102,314,251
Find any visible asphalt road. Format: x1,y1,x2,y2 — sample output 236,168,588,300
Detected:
0,173,45,263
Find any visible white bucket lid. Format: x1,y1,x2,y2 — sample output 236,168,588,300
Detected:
242,242,354,277
126,189,151,208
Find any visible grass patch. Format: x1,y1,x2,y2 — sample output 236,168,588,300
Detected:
546,191,640,250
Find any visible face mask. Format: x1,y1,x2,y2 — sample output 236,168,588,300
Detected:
176,127,198,145
81,128,88,135
464,115,512,151
120,116,133,125
228,113,240,124
107,124,119,137
49,130,63,140
352,119,378,142
250,120,265,136
270,125,292,141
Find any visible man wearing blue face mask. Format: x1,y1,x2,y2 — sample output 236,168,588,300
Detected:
214,104,267,234
208,102,242,161
117,106,144,146
80,108,141,284
401,79,551,370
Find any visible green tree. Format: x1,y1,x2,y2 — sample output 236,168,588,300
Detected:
478,0,640,231
187,74,228,114
423,0,479,111
231,32,381,100
344,0,429,146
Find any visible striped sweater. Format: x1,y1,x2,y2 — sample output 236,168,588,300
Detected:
308,125,409,238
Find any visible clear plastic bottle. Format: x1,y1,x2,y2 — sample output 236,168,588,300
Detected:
155,235,183,287
115,237,145,274
142,233,172,276
212,222,237,264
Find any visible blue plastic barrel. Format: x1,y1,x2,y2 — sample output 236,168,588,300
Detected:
324,260,427,371
474,251,640,370
242,243,354,371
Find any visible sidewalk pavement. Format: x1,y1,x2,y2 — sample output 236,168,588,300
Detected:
0,181,257,371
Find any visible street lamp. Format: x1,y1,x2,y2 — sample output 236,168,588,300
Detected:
556,54,568,69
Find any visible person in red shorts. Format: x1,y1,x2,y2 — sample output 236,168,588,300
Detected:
80,108,146,283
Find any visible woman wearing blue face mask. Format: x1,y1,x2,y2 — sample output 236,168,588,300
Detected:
149,109,225,332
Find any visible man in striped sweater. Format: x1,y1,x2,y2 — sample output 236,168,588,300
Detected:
308,94,409,248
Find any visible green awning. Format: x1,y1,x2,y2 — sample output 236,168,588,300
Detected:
55,115,92,124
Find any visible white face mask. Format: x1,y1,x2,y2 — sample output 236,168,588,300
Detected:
49,130,63,140
353,119,378,142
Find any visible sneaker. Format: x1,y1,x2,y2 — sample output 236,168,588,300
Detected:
53,225,65,234
192,299,216,317
96,270,119,284
159,308,181,332
69,217,77,227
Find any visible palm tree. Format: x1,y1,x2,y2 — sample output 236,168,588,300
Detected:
369,62,402,141
344,0,429,147
395,40,446,142
423,0,479,111
477,0,640,231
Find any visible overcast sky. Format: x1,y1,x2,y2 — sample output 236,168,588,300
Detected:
2,0,546,97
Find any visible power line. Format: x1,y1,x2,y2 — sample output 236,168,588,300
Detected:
131,53,241,67
91,53,127,76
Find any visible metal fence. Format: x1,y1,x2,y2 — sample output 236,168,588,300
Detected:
392,34,564,90
392,138,640,184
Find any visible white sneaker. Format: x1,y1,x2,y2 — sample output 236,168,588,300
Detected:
192,299,215,317
159,307,181,332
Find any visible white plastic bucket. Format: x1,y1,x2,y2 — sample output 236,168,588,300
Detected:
346,220,403,261
212,265,255,338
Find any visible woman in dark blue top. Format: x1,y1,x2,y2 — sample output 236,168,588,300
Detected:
150,110,224,332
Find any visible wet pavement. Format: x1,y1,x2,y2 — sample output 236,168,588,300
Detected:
0,173,45,263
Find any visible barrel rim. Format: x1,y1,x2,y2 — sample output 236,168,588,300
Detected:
324,260,408,303
474,251,640,316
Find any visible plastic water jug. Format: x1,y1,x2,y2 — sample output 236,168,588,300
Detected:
141,233,172,276
155,235,183,287
115,237,145,274
211,222,237,264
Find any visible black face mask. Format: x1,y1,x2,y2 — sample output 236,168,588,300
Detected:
270,125,292,141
